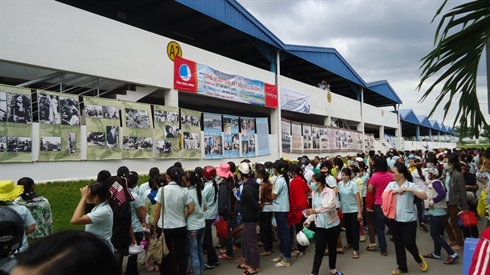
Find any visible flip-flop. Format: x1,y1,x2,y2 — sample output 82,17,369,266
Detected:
392,269,404,275
236,264,249,270
352,251,359,259
241,270,258,275
336,249,344,254
419,254,428,272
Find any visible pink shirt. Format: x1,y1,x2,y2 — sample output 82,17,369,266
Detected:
369,172,393,205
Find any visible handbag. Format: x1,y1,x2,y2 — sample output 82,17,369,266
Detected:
216,219,229,239
477,192,487,217
146,187,170,264
457,210,477,227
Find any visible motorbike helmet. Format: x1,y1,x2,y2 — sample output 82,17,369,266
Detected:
0,207,24,258
299,158,310,169
202,166,217,180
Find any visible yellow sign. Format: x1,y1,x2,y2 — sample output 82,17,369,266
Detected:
327,91,332,103
167,41,182,61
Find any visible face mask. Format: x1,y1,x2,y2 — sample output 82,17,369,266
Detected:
444,163,450,171
265,168,269,174
309,182,319,191
313,168,320,174
427,163,432,169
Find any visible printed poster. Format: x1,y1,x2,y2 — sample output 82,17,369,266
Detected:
38,90,81,161
281,119,291,153
302,124,312,153
291,121,302,154
223,115,240,159
328,128,337,151
280,87,310,114
84,96,122,160
240,117,256,158
181,108,202,159
320,127,328,152
204,113,223,159
312,125,321,152
0,85,33,162
154,105,180,159
256,117,270,156
121,101,154,159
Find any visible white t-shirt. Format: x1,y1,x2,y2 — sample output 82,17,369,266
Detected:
130,189,144,233
272,175,289,212
155,183,192,229
1,203,35,253
138,182,150,198
86,202,114,252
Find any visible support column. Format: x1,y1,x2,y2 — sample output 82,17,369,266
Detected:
396,104,402,150
275,50,282,157
357,122,362,132
416,126,420,141
379,125,385,140
438,131,441,142
360,88,365,152
324,116,332,127
163,88,179,107
429,130,433,142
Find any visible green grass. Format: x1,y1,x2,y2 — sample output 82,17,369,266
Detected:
457,144,490,149
35,175,150,233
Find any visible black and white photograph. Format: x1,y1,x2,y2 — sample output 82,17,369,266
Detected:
67,133,76,154
38,93,60,124
154,110,179,123
181,114,200,127
102,106,119,120
39,136,61,152
60,97,80,126
164,125,180,138
87,132,105,146
7,93,32,124
155,140,172,154
84,105,103,118
0,92,8,122
183,132,200,150
123,136,153,150
7,137,32,152
204,136,223,156
125,108,150,129
0,136,6,152
106,126,119,148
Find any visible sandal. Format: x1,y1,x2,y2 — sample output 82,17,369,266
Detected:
392,269,404,275
324,248,329,255
260,250,272,256
344,244,352,249
443,255,459,264
241,269,258,275
366,245,379,252
381,252,388,256
352,251,359,259
336,248,344,254
236,264,249,270
235,257,246,263
419,254,428,272
423,253,440,259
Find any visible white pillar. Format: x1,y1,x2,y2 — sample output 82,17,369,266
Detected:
397,104,402,150
360,88,365,152
324,116,332,127
275,50,282,156
164,88,179,107
379,125,385,140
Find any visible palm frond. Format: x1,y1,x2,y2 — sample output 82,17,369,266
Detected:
418,0,490,138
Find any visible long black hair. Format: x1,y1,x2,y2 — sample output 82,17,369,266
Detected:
394,162,413,182
17,177,38,201
413,158,426,181
374,156,389,172
273,159,290,190
447,153,462,172
256,166,270,184
312,173,327,187
89,182,111,201
152,174,167,191
183,171,203,206
166,166,183,187
290,164,307,184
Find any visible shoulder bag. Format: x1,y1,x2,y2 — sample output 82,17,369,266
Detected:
146,187,170,265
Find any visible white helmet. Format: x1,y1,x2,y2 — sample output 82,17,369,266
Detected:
296,231,310,246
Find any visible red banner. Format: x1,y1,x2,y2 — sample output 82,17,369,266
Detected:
264,83,278,108
174,57,197,92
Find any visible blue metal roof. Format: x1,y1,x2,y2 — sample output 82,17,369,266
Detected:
283,45,366,87
176,0,283,48
399,109,420,125
416,115,431,129
429,120,440,131
366,80,402,105
438,122,445,133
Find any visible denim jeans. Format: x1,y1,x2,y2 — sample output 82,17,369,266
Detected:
429,215,455,257
187,228,205,275
275,212,291,261
374,205,389,253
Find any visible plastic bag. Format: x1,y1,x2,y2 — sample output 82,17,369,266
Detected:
457,211,477,227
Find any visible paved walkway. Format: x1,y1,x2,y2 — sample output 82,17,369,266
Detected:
135,219,485,275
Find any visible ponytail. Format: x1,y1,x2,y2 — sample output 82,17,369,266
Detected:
166,166,183,187
212,179,218,203
184,171,203,206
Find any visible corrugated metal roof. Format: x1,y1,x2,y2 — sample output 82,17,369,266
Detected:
429,120,440,131
366,80,402,105
399,109,420,125
416,115,432,129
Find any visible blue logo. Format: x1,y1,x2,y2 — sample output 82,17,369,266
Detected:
179,64,191,81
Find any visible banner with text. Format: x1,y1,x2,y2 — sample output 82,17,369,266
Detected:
0,85,33,162
38,90,81,161
174,57,277,108
223,115,240,159
204,113,223,159
181,108,202,159
154,105,180,159
280,87,310,114
256,117,270,156
84,97,122,160
121,101,154,159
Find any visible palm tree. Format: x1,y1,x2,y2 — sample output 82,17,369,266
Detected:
417,0,490,138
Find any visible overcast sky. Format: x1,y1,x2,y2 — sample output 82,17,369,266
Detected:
237,0,488,129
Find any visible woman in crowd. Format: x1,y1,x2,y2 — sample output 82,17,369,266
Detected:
182,170,206,275
153,166,194,275
460,162,479,238
422,167,459,265
338,168,362,259
288,164,311,257
443,154,467,250
202,166,220,269
304,173,343,275
217,162,236,260
257,165,274,256
126,172,146,275
411,158,428,232
145,174,166,271
15,177,53,242
366,156,392,256
385,162,428,275
236,162,261,275
70,182,113,252
271,159,292,267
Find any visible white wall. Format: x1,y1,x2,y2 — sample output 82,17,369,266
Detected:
0,0,275,90
403,141,457,151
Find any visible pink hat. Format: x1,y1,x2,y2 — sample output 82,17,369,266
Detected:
217,162,233,178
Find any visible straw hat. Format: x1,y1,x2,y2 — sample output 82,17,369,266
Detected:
0,180,24,202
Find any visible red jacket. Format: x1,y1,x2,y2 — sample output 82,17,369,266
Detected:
469,226,490,275
288,176,310,226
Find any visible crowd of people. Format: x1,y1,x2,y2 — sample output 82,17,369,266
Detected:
1,147,490,275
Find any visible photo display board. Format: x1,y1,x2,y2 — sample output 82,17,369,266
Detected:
0,85,33,162
256,117,270,156
84,96,122,160
291,121,302,154
38,90,81,161
154,105,180,159
181,108,202,159
223,115,240,159
240,117,256,158
281,119,291,153
203,113,223,159
121,101,154,159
